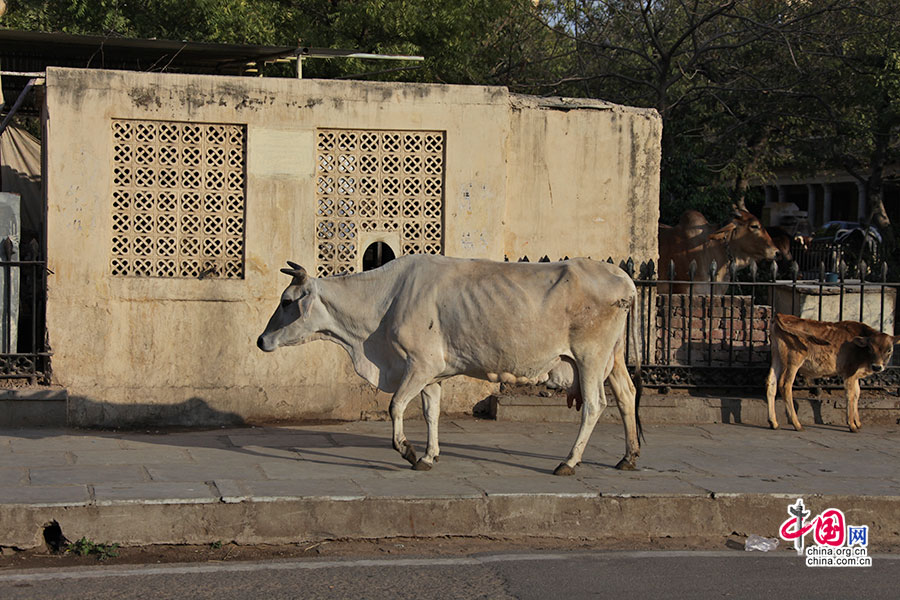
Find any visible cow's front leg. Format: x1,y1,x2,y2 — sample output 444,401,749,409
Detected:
844,377,861,432
555,360,605,476
389,367,430,467
413,382,442,471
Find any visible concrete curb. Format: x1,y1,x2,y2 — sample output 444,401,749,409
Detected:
3,493,898,550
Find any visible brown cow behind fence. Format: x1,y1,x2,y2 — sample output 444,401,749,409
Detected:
658,209,778,293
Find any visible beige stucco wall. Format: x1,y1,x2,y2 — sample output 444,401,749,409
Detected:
43,67,660,427
504,95,660,263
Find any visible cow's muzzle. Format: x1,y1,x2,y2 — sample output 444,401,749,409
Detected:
257,335,275,352
872,364,884,373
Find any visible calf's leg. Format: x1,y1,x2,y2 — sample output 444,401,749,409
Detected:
765,366,779,429
778,362,803,431
844,377,861,433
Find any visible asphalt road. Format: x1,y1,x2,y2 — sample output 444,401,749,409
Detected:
1,550,897,599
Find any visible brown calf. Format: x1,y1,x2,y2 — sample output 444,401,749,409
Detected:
766,313,898,432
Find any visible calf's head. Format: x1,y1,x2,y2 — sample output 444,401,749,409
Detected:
257,262,323,352
711,209,778,263
852,333,899,374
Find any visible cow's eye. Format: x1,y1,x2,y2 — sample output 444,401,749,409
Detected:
280,298,293,310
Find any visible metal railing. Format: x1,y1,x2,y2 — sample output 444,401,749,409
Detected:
0,260,50,384
621,256,899,390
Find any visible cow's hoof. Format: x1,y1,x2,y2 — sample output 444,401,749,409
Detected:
401,443,417,466
412,459,433,471
793,425,804,432
849,424,860,433
553,463,576,476
615,458,637,471
768,421,779,430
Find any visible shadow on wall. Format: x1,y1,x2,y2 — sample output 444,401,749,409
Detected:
715,394,823,427
67,396,246,429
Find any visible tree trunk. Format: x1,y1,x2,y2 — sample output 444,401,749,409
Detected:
731,172,748,211
867,188,894,247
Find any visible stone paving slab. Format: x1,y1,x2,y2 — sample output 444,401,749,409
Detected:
28,465,148,486
0,452,70,468
71,448,193,465
0,485,91,507
0,420,899,549
0,467,26,486
214,478,367,503
463,475,598,497
93,482,219,505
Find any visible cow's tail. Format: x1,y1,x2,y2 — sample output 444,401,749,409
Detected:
629,292,644,445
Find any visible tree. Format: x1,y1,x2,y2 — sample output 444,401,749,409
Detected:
778,2,900,245
533,1,881,225
3,0,556,85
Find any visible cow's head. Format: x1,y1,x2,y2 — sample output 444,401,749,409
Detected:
851,333,899,374
709,209,778,264
765,226,793,262
257,262,324,352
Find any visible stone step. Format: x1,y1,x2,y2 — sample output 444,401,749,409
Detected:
0,386,67,427
489,392,900,427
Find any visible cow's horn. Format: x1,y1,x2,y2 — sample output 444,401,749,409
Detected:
287,260,302,270
280,264,307,281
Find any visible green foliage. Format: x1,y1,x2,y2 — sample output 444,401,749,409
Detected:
3,0,554,85
3,0,898,229
540,1,900,227
65,536,120,560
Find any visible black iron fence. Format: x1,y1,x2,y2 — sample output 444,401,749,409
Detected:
0,260,50,384
623,256,899,391
791,237,886,281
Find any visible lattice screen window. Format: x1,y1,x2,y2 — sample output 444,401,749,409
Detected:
110,119,246,279
315,129,444,276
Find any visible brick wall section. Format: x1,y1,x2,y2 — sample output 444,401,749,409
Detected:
656,294,771,366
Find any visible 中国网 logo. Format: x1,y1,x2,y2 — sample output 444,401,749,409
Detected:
779,498,871,567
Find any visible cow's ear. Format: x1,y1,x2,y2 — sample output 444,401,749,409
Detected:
709,222,736,242
851,336,869,348
893,335,900,346
299,293,315,318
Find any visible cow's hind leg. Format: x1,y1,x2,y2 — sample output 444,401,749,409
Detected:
390,367,431,467
413,382,442,471
607,343,639,470
554,358,608,476
845,377,861,433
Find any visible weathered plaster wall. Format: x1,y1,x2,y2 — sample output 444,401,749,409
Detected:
503,95,661,263
44,67,660,427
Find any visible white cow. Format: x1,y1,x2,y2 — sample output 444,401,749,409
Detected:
257,254,642,476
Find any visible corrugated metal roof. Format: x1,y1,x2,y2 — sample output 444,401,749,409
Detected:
0,28,297,74
0,29,300,114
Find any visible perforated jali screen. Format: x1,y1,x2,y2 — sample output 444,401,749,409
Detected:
315,129,445,276
110,120,246,279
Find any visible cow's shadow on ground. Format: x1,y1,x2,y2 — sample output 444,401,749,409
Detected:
17,397,604,475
